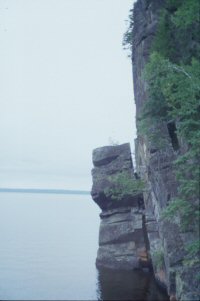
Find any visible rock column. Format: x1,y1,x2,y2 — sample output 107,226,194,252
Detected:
91,143,149,270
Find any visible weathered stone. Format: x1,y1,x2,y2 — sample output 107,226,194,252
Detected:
90,1,199,298
100,207,131,218
91,143,142,210
133,1,200,300
176,265,200,301
100,211,132,223
96,241,139,270
91,143,150,270
99,220,135,245
146,221,159,232
96,207,148,269
132,212,143,230
92,143,131,167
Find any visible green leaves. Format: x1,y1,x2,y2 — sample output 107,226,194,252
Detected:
186,240,200,257
152,0,200,63
172,0,200,28
138,1,200,234
122,8,134,57
184,239,200,267
144,53,200,230
144,53,200,142
152,249,164,270
104,171,145,201
162,198,197,229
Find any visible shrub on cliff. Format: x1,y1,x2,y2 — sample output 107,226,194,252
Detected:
153,0,200,63
142,49,200,231
152,249,165,271
136,0,200,260
122,8,134,57
104,171,145,201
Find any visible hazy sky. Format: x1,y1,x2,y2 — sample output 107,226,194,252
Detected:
0,0,135,190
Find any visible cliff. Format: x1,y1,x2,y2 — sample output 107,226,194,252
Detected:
132,1,200,300
91,1,199,300
91,143,149,270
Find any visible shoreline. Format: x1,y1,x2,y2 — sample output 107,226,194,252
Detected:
0,188,90,195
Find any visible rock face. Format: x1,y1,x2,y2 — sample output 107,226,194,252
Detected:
132,1,199,300
90,2,199,299
91,143,149,270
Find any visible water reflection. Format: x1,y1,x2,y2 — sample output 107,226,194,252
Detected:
96,268,169,301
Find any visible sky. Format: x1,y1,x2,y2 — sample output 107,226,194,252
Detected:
0,0,136,190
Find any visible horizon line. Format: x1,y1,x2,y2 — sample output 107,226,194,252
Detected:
0,188,90,195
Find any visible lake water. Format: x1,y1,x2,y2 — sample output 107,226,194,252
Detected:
0,193,168,300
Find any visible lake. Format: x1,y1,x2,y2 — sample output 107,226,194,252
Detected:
0,192,168,300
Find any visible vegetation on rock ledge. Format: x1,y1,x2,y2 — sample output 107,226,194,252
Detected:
104,171,145,201
143,0,200,239
124,0,200,261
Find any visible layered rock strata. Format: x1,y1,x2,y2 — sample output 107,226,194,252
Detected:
91,143,149,270
132,1,199,300
90,1,199,299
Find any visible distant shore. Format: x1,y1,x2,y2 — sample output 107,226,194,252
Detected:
0,188,90,195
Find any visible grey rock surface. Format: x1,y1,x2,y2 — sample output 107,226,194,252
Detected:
91,143,149,270
96,241,140,270
91,143,140,210
92,144,131,167
96,208,148,270
91,2,200,297
133,0,200,300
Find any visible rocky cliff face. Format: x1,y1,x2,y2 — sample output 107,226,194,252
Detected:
90,1,199,300
132,1,199,300
91,143,149,270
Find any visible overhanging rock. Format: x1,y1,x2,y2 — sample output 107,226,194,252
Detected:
91,143,150,270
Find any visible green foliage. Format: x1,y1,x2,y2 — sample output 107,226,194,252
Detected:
143,53,170,120
122,8,134,56
152,249,164,270
186,240,200,257
137,0,200,233
161,198,198,230
195,273,200,281
122,0,200,271
142,51,200,230
137,116,168,149
183,240,200,267
104,171,145,201
172,0,200,28
152,10,177,61
152,0,200,63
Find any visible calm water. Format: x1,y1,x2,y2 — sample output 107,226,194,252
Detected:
0,193,168,300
